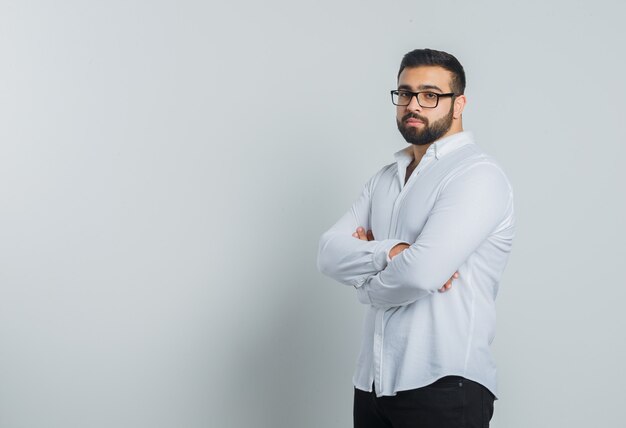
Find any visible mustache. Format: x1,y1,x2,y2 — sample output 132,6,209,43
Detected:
401,112,428,123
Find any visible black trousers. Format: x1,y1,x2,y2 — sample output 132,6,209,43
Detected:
353,376,495,428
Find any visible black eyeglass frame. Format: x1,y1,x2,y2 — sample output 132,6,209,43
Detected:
390,90,456,108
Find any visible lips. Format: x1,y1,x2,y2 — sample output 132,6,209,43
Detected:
403,114,427,127
405,118,425,126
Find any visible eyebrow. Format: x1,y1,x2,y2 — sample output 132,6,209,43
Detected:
397,84,445,92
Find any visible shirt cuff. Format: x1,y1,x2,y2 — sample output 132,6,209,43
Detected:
371,239,410,272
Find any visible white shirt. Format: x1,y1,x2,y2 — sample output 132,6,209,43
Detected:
317,131,515,398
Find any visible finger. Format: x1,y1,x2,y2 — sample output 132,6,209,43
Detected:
356,227,367,240
439,281,454,292
453,272,459,279
366,230,375,241
352,232,358,238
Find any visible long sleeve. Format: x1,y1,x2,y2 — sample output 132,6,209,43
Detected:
356,162,513,308
317,172,407,288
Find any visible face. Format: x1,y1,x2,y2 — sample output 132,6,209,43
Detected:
395,66,461,146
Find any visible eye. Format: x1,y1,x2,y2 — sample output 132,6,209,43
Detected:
423,92,438,99
397,91,411,99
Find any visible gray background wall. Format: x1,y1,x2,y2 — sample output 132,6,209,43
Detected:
1,1,624,427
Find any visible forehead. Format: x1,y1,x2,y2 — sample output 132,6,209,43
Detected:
397,66,453,92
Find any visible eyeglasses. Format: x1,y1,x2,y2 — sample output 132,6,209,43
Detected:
390,90,456,108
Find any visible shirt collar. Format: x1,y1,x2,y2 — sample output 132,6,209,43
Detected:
393,131,475,164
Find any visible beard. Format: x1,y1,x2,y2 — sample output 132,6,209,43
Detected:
396,105,454,146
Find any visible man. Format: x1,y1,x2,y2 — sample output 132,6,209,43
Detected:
317,48,515,428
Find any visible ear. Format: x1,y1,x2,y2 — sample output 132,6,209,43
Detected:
453,95,466,119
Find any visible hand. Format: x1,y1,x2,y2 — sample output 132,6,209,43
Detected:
438,271,459,293
352,227,374,241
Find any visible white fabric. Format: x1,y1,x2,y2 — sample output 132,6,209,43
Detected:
317,131,515,398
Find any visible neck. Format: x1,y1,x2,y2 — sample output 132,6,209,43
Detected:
410,144,430,165
410,121,464,165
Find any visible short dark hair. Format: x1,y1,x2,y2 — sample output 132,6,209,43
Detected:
398,48,466,95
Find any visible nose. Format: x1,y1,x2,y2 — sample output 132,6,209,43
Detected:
406,94,422,112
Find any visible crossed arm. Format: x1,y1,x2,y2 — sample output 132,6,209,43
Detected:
317,163,511,309
351,227,458,293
